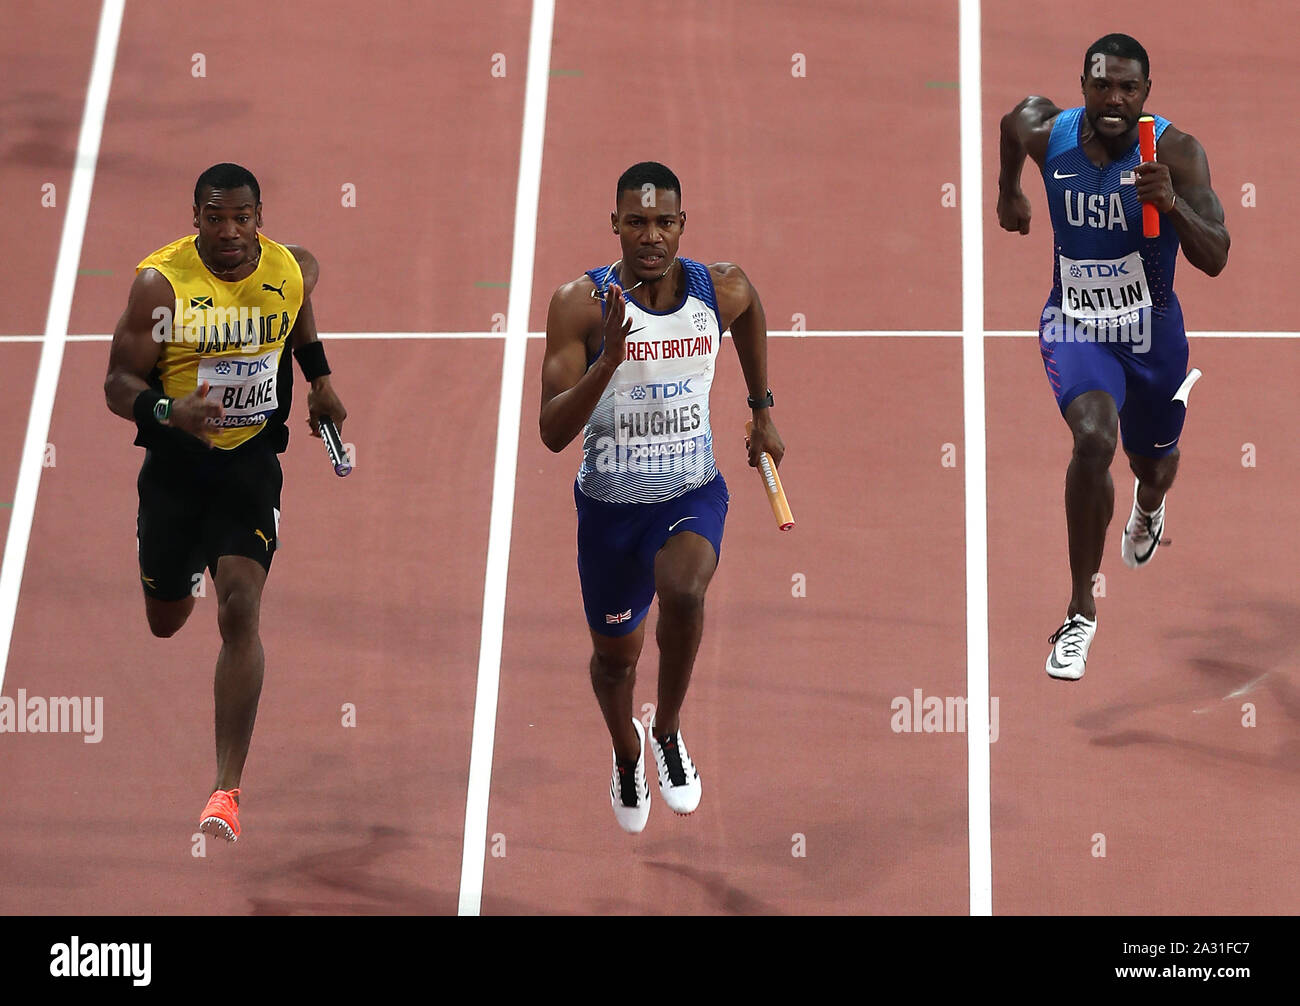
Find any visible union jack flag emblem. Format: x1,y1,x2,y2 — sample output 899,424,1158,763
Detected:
605,609,632,624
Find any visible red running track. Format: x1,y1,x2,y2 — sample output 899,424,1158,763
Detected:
982,2,1300,913
2,0,1295,916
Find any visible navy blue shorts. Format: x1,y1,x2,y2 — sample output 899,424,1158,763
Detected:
1039,309,1191,459
574,474,729,637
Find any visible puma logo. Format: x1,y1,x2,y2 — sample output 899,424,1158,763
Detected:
262,280,286,300
254,529,273,551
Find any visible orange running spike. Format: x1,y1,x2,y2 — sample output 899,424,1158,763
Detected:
198,788,241,843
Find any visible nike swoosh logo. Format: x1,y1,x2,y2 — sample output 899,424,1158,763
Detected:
668,516,699,531
627,327,645,337
1135,524,1163,563
1153,438,1179,449
1053,170,1080,179
1048,652,1073,670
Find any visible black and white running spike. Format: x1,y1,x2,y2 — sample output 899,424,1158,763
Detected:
610,718,651,833
1046,613,1098,681
649,716,702,815
1122,481,1166,569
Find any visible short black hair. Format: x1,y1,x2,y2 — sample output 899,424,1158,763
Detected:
194,163,260,207
616,162,681,207
1083,34,1150,81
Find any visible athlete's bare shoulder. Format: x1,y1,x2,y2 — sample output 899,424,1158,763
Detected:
552,273,603,319
547,273,604,345
122,270,175,324
555,272,600,303
283,244,319,296
1006,95,1064,166
132,266,176,308
707,261,746,284
1153,124,1206,165
707,262,754,329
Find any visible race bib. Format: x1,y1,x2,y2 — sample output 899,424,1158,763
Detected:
1060,251,1152,323
197,349,280,428
612,376,708,462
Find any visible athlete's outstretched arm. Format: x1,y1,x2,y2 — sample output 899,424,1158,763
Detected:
104,269,222,444
539,279,630,453
714,264,784,468
285,245,347,436
998,96,1061,235
1136,128,1230,277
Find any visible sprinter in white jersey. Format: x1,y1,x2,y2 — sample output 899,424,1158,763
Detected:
541,162,785,833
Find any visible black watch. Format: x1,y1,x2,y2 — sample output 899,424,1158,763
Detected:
747,389,774,409
153,397,173,424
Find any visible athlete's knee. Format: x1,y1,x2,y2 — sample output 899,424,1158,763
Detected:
1133,449,1179,491
147,613,185,639
1070,416,1118,464
1065,392,1119,465
590,650,635,688
146,598,193,638
216,583,262,642
656,579,707,621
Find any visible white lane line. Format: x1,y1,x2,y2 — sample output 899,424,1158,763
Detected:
0,0,125,691
457,0,554,918
6,329,1293,345
0,329,970,344
959,0,993,918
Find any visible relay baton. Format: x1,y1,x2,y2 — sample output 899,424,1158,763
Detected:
746,421,793,531
1138,116,1159,238
319,416,352,477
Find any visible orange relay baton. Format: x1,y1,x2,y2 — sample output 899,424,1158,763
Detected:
1138,116,1159,238
745,421,793,531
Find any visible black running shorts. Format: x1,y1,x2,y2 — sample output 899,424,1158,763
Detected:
135,445,283,601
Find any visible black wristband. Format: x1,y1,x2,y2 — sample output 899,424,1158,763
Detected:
133,388,166,425
293,341,331,381
747,388,774,409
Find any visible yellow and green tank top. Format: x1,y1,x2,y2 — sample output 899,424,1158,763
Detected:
136,234,303,451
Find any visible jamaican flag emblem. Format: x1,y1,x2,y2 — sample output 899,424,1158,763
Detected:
190,295,214,310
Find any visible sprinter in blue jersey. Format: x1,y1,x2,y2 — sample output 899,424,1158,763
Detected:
998,34,1229,680
541,162,784,832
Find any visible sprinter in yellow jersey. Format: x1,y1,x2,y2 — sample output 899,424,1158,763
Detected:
104,163,348,843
